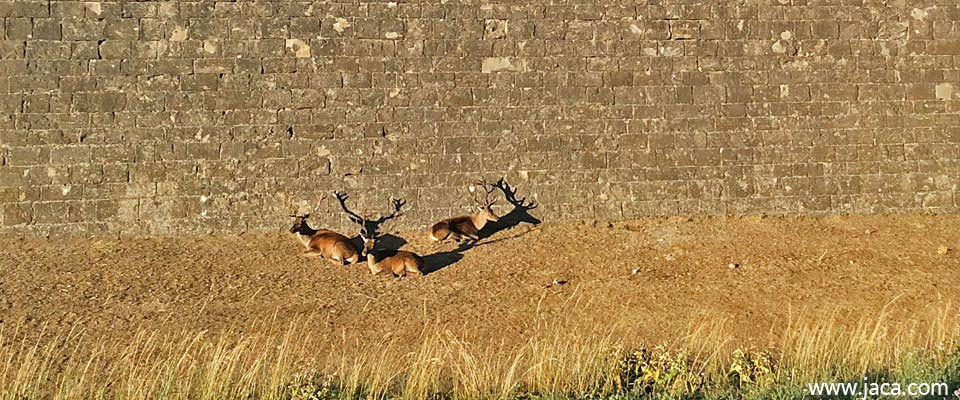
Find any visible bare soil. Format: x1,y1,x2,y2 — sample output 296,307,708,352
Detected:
1,215,958,348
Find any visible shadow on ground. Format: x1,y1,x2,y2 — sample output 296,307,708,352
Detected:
422,178,540,275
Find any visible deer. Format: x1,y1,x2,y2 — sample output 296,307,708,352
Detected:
428,179,499,244
336,192,423,277
360,226,424,277
289,193,360,266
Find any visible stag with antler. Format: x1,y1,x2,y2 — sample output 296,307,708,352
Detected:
336,192,423,277
427,179,500,244
288,193,361,266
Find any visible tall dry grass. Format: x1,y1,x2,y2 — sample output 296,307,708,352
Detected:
1,301,957,400
776,299,958,381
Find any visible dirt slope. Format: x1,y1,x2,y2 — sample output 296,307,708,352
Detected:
1,215,958,348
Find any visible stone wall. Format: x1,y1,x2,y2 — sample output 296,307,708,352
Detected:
1,0,958,237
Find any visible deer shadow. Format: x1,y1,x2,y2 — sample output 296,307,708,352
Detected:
421,248,465,275
423,179,540,274
478,178,541,240
334,191,409,253
348,233,407,254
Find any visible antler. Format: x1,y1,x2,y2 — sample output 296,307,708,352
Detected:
373,198,406,224
336,192,407,239
471,178,497,207
313,193,326,214
290,193,327,218
365,198,406,238
334,191,365,225
494,178,536,210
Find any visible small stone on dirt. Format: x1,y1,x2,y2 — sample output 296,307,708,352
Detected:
545,278,568,288
728,263,740,269
553,278,567,286
937,246,950,255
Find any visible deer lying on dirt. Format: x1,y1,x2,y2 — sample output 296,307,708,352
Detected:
428,179,499,244
361,227,424,277
337,192,423,277
289,194,360,266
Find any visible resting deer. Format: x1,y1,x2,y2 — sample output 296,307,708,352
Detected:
428,179,499,244
361,227,424,277
289,194,360,265
337,192,423,277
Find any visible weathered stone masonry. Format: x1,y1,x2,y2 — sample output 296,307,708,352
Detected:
0,1,958,237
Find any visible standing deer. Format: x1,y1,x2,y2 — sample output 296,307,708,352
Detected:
289,194,360,265
428,179,499,244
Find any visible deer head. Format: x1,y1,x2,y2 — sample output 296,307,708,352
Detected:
289,194,325,234
470,178,499,222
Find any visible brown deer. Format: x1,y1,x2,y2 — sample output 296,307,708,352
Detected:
428,179,499,244
360,227,424,277
289,194,360,265
337,192,423,277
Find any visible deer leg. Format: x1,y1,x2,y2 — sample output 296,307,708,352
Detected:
302,250,324,258
407,264,422,276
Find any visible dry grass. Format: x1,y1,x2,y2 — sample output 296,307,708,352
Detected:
775,299,958,383
2,300,958,400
